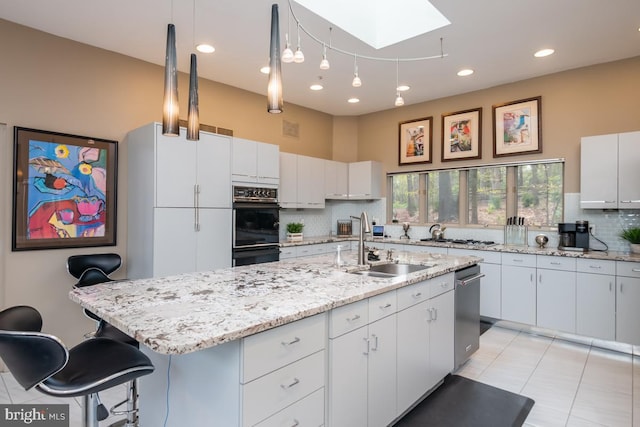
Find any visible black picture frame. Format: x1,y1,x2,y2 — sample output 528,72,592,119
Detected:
12,127,118,251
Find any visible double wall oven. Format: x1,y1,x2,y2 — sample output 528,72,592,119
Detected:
232,186,280,266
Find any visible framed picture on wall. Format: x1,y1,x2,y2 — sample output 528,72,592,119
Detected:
441,107,482,161
12,127,118,251
493,96,542,157
399,117,433,165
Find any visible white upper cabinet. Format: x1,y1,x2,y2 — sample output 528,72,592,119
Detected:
279,153,325,209
349,161,383,199
232,137,279,186
581,131,640,209
324,160,349,199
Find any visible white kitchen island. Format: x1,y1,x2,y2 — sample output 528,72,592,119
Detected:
69,251,480,427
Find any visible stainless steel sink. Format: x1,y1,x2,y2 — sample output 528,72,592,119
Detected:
351,263,435,278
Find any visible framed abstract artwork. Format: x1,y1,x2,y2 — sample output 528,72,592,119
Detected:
12,127,118,251
399,117,433,165
441,107,482,161
493,96,542,157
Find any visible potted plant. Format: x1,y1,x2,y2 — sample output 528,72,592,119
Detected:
620,227,640,254
286,222,304,241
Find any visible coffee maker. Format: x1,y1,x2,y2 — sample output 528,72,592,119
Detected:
558,221,590,251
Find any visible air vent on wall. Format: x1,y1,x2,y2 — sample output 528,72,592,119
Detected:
283,120,299,138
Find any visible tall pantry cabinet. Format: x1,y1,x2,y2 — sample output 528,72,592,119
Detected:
126,123,232,279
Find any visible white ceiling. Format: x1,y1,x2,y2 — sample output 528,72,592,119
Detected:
0,0,639,116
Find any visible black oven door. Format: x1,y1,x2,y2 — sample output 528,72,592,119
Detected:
232,246,280,266
233,202,280,248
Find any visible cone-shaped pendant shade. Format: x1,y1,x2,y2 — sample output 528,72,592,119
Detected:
267,4,283,113
163,23,179,136
187,53,200,141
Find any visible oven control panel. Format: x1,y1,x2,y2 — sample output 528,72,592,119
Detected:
233,186,278,203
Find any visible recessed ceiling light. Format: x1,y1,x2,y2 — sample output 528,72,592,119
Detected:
396,85,410,92
310,84,323,91
534,48,555,58
260,66,270,74
457,69,474,77
348,97,360,103
196,44,215,54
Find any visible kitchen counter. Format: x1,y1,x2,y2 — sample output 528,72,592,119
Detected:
281,235,640,262
69,251,479,355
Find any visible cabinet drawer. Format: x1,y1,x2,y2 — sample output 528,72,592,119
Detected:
502,253,536,268
449,248,501,264
254,388,324,427
577,258,616,275
369,291,397,323
296,246,316,258
242,351,325,427
280,247,297,259
243,313,326,383
537,255,576,271
329,299,368,338
617,261,640,278
430,273,454,298
397,280,430,311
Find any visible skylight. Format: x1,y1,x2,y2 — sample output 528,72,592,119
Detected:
293,0,450,49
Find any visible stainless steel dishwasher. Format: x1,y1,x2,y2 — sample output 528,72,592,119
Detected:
454,264,484,369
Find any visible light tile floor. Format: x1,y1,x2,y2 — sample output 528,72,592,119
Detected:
1,325,638,426
455,326,640,427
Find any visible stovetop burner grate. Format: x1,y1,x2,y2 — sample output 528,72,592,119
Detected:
420,238,496,246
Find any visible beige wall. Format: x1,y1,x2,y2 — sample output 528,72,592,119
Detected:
0,19,333,345
354,56,640,194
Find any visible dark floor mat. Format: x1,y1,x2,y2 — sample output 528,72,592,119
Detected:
393,374,535,427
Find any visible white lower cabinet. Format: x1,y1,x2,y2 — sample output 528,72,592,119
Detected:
328,293,397,427
501,253,537,325
396,278,454,417
616,261,640,345
449,249,502,319
576,259,616,341
536,256,577,333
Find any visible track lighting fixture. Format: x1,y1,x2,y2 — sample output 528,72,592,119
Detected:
352,55,361,87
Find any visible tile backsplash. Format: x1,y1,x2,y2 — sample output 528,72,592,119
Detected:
279,193,640,253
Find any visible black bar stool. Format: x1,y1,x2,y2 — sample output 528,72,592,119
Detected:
0,305,154,427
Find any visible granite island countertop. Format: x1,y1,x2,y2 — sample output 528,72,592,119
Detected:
69,251,479,355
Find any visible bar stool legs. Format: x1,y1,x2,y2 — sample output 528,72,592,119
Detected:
108,379,139,427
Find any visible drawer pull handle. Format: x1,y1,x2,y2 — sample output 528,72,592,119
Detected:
291,420,300,427
550,262,561,265
281,337,301,346
280,378,300,389
589,265,602,269
347,314,361,322
412,292,423,298
513,259,524,262
633,269,640,272
380,303,392,309
441,282,448,288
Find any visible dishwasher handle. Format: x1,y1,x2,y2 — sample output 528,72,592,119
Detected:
455,273,485,287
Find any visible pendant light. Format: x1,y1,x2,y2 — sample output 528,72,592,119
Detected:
281,5,294,63
267,4,283,113
319,44,330,70
293,23,305,63
394,59,404,107
187,53,200,140
352,54,361,87
162,23,179,136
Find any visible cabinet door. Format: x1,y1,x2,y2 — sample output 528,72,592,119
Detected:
297,155,325,208
196,208,231,271
537,269,576,333
396,301,430,415
328,327,368,427
325,160,348,199
428,290,454,389
580,134,618,209
278,153,297,208
153,208,197,276
256,142,279,184
198,133,231,208
576,272,615,341
480,262,501,319
501,265,536,325
348,161,382,199
616,276,640,345
156,128,197,208
368,315,397,427
232,138,258,182
618,131,640,209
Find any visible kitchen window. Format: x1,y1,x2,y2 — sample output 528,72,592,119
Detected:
388,159,564,227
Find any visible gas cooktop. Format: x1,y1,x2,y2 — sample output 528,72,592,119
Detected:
420,238,497,247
